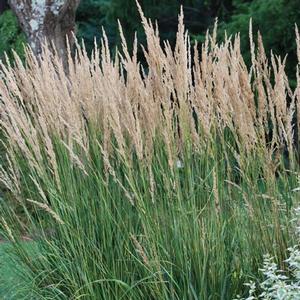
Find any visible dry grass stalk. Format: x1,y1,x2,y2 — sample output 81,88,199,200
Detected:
97,141,135,206
213,169,221,217
130,234,150,267
26,199,64,225
0,7,299,197
225,180,254,218
1,217,15,242
0,152,21,197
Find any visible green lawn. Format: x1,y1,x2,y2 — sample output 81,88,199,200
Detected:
0,243,16,299
0,242,35,299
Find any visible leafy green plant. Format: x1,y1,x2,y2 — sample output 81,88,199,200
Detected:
236,207,300,299
0,10,26,62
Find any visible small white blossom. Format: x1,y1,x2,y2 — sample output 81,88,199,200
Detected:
176,159,184,169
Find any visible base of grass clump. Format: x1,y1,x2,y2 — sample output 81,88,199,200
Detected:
0,137,298,299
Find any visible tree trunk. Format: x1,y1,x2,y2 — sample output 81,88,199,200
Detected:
8,0,80,62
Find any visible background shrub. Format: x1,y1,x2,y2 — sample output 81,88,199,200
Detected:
0,10,25,61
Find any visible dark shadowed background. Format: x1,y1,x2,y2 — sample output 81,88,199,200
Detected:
0,0,299,80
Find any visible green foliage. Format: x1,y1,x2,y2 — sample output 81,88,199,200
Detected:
1,130,298,299
237,207,300,299
77,0,300,82
0,242,35,299
76,0,216,56
0,10,26,62
1,0,300,74
76,0,104,52
219,0,299,81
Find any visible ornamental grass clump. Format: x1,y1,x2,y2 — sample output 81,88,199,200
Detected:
0,3,300,299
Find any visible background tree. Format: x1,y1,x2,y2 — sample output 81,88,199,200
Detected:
76,0,233,55
195,0,300,83
0,0,299,77
8,0,81,61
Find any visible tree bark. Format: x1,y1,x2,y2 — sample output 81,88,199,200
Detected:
8,0,80,62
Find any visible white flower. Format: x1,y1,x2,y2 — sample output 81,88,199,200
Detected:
176,159,184,169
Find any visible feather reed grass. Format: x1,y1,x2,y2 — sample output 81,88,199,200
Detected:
0,5,300,299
